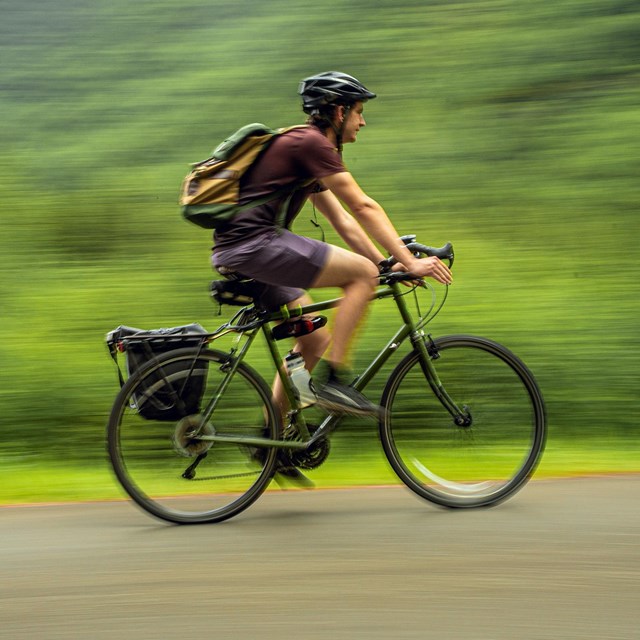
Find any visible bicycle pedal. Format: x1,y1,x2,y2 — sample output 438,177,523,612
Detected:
273,465,315,489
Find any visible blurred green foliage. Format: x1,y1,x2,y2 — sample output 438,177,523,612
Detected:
1,0,639,495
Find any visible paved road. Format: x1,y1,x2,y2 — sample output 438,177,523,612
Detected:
1,476,638,640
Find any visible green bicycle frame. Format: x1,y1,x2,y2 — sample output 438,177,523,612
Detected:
195,279,468,451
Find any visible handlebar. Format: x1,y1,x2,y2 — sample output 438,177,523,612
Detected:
378,236,455,279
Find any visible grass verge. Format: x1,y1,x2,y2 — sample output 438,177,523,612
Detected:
1,439,638,506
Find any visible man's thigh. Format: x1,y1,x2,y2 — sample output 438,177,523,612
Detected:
310,245,378,288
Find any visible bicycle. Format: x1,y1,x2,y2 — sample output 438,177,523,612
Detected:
106,236,546,524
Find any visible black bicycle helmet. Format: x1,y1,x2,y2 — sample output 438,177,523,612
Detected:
298,71,376,113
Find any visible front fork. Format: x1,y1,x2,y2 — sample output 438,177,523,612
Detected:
412,332,472,427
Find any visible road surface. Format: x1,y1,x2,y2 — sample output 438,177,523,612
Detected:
1,476,638,639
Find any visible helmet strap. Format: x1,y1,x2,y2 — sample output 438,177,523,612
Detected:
331,104,351,155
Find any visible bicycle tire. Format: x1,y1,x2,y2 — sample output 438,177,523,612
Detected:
379,335,546,508
107,347,279,524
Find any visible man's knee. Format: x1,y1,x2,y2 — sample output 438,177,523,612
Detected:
353,258,379,288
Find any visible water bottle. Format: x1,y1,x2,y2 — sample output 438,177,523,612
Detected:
285,351,317,408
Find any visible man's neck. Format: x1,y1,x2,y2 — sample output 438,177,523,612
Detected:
318,123,342,153
310,120,341,152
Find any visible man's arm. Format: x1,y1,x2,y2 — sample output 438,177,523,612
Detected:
309,189,386,264
320,172,453,283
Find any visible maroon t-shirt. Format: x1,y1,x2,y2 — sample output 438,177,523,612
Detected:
213,125,345,248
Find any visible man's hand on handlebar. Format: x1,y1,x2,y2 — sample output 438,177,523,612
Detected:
394,256,453,285
378,239,454,285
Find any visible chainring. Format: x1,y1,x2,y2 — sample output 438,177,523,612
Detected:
282,424,331,470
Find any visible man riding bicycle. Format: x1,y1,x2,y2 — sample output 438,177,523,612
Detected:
212,71,452,421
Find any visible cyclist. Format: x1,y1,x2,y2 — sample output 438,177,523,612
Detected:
212,71,452,421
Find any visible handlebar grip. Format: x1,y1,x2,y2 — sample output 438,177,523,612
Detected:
409,241,454,265
378,239,455,274
400,234,417,246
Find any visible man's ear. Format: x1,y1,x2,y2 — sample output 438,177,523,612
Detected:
336,105,345,123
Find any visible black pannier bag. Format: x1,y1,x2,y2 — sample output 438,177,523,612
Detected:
106,323,209,421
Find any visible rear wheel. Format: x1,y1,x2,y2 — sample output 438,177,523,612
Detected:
380,335,546,508
107,348,279,524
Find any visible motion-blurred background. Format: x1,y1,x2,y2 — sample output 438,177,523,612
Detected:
2,0,638,501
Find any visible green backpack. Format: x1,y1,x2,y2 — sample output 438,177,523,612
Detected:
180,123,310,229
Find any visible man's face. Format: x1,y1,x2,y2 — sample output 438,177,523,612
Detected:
340,101,366,144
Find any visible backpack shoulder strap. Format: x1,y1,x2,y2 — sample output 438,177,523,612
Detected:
212,123,275,161
276,124,310,135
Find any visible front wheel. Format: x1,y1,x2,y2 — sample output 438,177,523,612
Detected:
379,335,546,508
107,348,279,524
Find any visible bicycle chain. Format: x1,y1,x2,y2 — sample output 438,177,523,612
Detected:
183,469,261,482
183,423,328,481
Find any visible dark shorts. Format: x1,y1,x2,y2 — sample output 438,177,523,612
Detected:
212,229,330,309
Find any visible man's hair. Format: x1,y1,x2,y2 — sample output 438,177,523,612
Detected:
306,104,339,128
